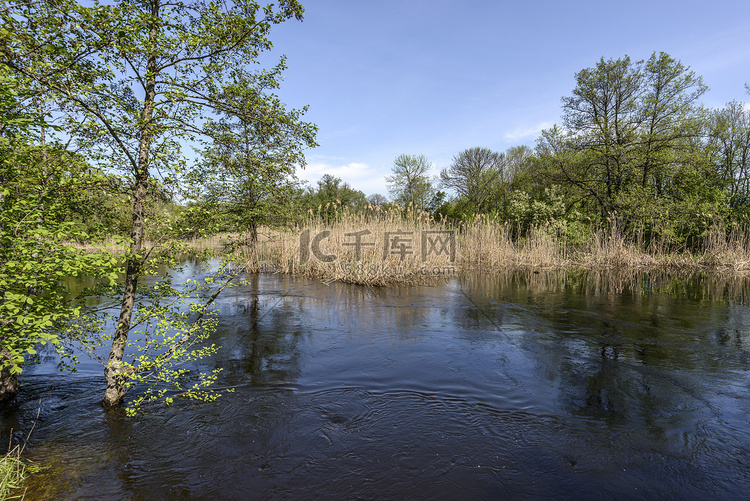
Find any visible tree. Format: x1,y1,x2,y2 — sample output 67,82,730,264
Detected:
303,174,366,220
385,154,435,211
504,145,534,184
193,69,317,243
0,73,119,400
367,193,388,206
2,0,311,408
709,100,750,212
440,147,506,214
549,52,708,221
486,145,535,219
636,52,707,196
559,56,643,215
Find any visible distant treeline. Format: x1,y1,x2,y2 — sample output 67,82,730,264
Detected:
139,53,750,250
6,52,750,252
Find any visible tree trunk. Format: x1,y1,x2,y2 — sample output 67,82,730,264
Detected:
0,172,16,402
0,348,19,402
102,1,158,408
246,221,258,250
102,177,147,408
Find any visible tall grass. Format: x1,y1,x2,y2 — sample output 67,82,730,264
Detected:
230,206,750,285
1,438,27,500
235,202,454,285
66,205,750,284
1,404,43,500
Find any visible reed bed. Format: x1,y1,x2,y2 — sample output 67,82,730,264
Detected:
458,216,572,269
64,205,750,285
231,206,750,285
235,203,455,285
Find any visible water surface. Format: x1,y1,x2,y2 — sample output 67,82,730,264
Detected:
3,268,750,499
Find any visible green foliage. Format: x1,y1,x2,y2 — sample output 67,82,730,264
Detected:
0,444,26,500
300,174,367,221
386,154,436,212
1,0,313,407
547,52,707,218
422,53,746,251
708,100,750,212
0,77,120,386
64,264,240,415
520,51,750,247
438,146,537,221
440,147,506,214
189,65,317,239
507,186,589,245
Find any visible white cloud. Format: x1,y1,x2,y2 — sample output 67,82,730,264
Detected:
296,161,388,196
503,121,554,142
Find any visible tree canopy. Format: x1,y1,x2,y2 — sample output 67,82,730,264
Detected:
1,0,315,408
386,154,435,211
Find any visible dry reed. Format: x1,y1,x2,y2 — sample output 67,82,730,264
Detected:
234,203,455,285
230,207,750,285
64,206,750,285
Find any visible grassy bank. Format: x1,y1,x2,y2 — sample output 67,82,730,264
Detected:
230,205,750,285
68,205,750,286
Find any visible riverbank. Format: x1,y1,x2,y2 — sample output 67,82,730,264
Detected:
69,206,750,286
234,207,750,285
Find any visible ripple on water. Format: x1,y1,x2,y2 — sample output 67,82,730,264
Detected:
9,376,750,500
8,271,750,499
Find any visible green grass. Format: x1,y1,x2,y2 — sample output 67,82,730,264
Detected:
0,444,26,501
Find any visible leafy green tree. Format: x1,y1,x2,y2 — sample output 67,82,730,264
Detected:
426,190,447,216
636,52,708,195
440,147,506,214
558,56,643,215
545,52,710,230
0,74,119,400
303,174,366,220
194,68,317,243
709,100,750,212
484,145,536,219
503,145,535,183
2,0,311,408
385,154,435,211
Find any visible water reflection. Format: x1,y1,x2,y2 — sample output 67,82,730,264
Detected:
460,269,750,480
3,268,750,499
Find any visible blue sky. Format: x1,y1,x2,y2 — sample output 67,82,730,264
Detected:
261,0,750,196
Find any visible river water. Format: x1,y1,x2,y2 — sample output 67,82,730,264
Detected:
3,266,750,499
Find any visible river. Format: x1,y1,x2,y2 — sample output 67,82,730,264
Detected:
3,265,750,499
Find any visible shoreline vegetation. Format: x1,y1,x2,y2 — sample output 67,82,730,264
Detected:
73,204,750,287
0,443,25,501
